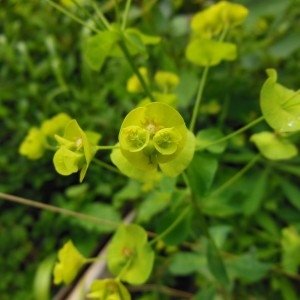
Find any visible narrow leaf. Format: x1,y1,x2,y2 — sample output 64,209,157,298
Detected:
206,239,230,286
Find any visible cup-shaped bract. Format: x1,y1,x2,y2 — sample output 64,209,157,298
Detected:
107,224,154,285
113,102,195,179
41,113,71,137
191,1,249,38
260,69,300,133
87,279,131,300
154,71,180,92
19,127,46,160
250,131,298,160
126,67,149,93
53,120,100,182
53,240,86,285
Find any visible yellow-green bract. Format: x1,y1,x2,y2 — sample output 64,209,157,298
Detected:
111,102,195,181
191,1,249,38
106,224,154,285
87,279,131,300
250,131,298,160
53,240,86,285
260,69,300,132
53,120,101,182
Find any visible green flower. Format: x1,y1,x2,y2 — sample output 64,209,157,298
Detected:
107,224,154,285
191,1,249,38
53,240,86,285
87,279,131,300
111,102,195,180
19,127,46,160
53,120,101,182
41,113,71,137
154,71,180,92
126,67,149,93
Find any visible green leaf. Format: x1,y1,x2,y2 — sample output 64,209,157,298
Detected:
250,131,298,160
281,226,300,274
227,252,272,283
260,69,300,132
243,169,268,215
33,255,55,300
196,128,227,153
207,239,230,286
156,207,191,246
278,277,299,300
280,179,300,211
194,285,217,300
186,152,218,199
84,30,121,71
73,203,121,233
107,224,154,285
186,39,236,67
169,252,205,276
125,28,161,45
136,191,171,223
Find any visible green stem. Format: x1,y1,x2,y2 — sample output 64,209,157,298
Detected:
118,41,155,101
46,0,100,33
149,206,190,246
197,115,265,151
84,257,105,263
122,0,132,30
95,145,119,150
189,66,210,132
92,2,111,30
92,158,121,174
211,154,261,197
0,192,119,228
190,195,211,237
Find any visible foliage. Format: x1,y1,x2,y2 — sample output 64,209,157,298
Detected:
2,0,300,299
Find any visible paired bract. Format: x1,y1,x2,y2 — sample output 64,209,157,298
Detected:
111,102,195,181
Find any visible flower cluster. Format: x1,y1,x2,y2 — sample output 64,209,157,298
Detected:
53,120,101,182
19,113,71,160
127,68,180,107
111,102,195,181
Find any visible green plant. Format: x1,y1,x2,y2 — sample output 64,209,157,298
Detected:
2,0,300,299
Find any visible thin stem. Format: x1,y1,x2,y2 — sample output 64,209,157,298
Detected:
149,206,190,246
211,154,261,197
122,0,132,30
114,0,121,26
118,41,154,101
190,195,211,238
197,115,265,151
84,257,105,263
95,145,119,150
189,66,210,132
92,2,111,30
46,0,100,33
92,158,121,174
0,193,119,227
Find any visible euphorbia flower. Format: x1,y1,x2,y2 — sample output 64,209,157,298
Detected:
126,67,149,93
19,127,46,160
154,71,180,92
87,278,131,300
53,120,101,182
53,240,86,285
111,102,195,180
